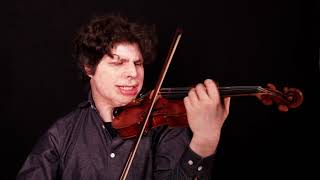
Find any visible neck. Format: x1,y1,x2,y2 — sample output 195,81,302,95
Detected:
96,104,114,122
91,90,114,123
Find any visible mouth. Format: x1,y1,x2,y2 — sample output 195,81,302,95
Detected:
117,85,139,96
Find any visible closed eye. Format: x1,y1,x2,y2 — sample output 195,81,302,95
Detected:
111,61,124,65
134,61,143,66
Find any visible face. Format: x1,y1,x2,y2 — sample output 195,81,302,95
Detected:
87,43,144,108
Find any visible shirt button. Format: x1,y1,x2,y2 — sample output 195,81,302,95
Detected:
188,160,194,165
197,166,203,171
110,153,116,158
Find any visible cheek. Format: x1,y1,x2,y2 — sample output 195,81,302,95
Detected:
94,70,116,88
138,68,144,86
140,68,144,81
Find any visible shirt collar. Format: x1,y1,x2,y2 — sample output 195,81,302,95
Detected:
78,90,97,110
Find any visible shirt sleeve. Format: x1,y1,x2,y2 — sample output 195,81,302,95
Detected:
153,127,215,180
179,146,215,179
16,130,60,180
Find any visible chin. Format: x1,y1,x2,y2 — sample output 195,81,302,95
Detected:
116,97,136,107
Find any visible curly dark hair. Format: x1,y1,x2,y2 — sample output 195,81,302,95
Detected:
73,13,158,80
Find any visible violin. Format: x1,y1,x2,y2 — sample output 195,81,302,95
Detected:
116,28,304,180
112,83,304,139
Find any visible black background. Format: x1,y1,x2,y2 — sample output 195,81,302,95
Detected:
1,0,319,179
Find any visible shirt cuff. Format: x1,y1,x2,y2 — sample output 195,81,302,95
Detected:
179,146,215,177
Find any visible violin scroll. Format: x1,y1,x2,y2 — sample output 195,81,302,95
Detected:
256,83,304,112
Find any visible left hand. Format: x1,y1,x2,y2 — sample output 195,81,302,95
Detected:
184,79,230,156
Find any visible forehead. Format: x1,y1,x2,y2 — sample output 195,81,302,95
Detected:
111,43,143,60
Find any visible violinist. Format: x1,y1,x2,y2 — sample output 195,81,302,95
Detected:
17,13,231,180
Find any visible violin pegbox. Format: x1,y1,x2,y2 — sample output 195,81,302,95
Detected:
255,83,304,112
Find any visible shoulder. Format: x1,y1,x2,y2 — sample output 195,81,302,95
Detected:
39,101,92,149
49,104,87,134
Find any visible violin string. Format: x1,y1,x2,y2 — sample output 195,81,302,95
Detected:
159,86,264,92
257,87,287,100
158,86,267,97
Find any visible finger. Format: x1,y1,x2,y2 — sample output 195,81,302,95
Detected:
194,83,209,100
204,79,220,100
223,97,231,109
188,88,198,105
223,97,231,115
183,96,192,111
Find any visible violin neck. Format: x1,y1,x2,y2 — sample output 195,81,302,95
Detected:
159,86,270,99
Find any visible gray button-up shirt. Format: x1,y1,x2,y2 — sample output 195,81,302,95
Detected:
17,93,214,180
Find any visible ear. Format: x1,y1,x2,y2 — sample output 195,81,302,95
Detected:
84,65,93,78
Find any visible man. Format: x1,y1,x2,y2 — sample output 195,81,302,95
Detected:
17,13,230,180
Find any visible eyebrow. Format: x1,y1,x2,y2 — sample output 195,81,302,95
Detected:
112,54,143,62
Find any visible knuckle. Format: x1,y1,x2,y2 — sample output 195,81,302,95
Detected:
204,79,212,83
195,83,204,91
188,89,193,96
204,79,213,84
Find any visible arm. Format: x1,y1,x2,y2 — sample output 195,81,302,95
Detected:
153,79,230,179
153,127,214,180
185,79,230,158
16,130,60,180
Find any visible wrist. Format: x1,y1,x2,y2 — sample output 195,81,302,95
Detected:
190,133,221,157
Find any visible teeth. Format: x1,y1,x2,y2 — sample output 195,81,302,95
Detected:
120,86,134,90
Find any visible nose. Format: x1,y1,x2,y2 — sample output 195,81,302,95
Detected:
124,63,138,78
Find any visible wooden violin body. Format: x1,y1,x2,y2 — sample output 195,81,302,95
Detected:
112,83,304,139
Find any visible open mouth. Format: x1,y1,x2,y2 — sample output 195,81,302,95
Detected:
118,85,139,96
